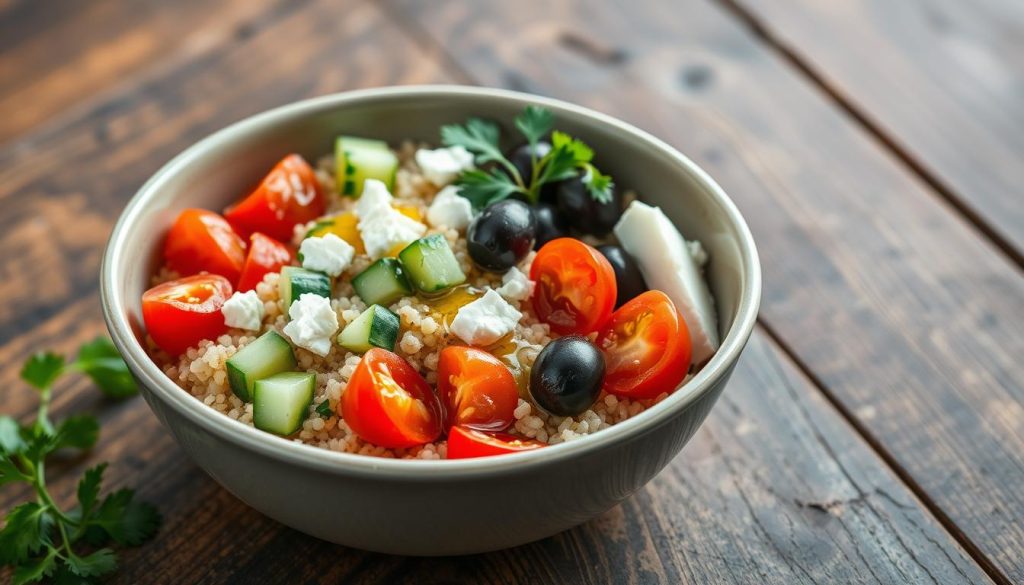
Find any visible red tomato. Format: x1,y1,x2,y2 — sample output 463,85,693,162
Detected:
446,426,546,459
224,154,326,241
596,290,692,399
236,233,293,292
142,275,232,356
530,238,617,335
163,209,247,282
437,346,518,432
341,349,443,449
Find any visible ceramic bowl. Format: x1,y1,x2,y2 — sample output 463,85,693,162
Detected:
101,86,760,555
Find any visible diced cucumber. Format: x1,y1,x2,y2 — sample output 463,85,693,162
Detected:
253,372,315,436
337,305,400,353
398,234,466,294
352,258,412,306
226,331,296,401
335,136,398,197
279,266,331,312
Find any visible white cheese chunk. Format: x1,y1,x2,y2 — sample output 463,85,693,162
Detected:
415,146,475,186
426,185,475,231
355,179,427,259
496,267,535,302
282,293,338,357
299,233,355,277
613,201,719,365
450,289,522,346
221,290,264,331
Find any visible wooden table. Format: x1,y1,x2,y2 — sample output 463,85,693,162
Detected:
2,1,1022,583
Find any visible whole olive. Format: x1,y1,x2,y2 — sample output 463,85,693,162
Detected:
533,202,569,250
556,172,623,235
530,336,605,416
597,244,648,308
467,200,537,272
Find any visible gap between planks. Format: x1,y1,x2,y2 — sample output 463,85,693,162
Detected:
712,0,1024,272
373,4,1018,585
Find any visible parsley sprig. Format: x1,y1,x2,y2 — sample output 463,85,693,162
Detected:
1,338,160,584
441,105,615,208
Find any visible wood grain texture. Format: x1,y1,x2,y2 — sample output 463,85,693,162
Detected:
723,0,1024,259
382,0,1024,581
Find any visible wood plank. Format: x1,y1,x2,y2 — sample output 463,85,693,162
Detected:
383,0,1024,580
722,0,1024,259
0,327,991,584
0,0,288,144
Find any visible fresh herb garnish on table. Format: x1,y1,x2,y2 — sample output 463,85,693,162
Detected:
441,105,614,208
0,338,160,584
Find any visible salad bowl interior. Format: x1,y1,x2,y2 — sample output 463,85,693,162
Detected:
102,85,760,555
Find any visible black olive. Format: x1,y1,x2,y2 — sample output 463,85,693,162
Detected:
467,200,537,272
533,202,569,250
556,172,623,235
530,336,605,416
506,142,560,203
597,244,648,308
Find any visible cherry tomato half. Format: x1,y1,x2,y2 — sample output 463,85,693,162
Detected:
236,232,293,292
595,290,692,399
530,238,617,335
341,348,443,449
438,346,518,432
446,426,546,459
224,154,326,242
142,274,232,356
163,209,247,283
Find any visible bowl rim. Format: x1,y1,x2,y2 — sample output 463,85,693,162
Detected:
101,85,761,480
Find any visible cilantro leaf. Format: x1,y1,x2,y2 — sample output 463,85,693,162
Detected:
0,457,28,487
55,415,100,451
0,416,26,454
12,549,57,585
20,353,65,392
0,503,53,564
551,130,594,164
77,463,107,520
66,549,117,578
51,565,95,585
315,401,333,418
441,118,503,165
454,169,525,209
85,489,161,547
514,105,553,150
534,142,581,188
71,338,138,398
582,164,615,205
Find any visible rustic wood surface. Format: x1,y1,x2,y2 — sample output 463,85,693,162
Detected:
0,0,1020,583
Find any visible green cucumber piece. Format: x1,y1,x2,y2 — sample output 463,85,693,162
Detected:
398,234,466,293
335,136,398,197
352,258,412,306
279,266,331,312
337,305,400,353
226,331,296,402
253,371,315,436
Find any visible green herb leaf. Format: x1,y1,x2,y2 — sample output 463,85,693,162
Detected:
23,424,58,461
514,105,553,149
315,401,333,418
20,353,65,392
0,457,28,487
0,503,53,564
85,489,161,547
12,549,57,585
550,130,594,164
51,565,95,585
0,416,26,454
582,164,615,205
534,141,581,188
440,118,504,166
454,169,525,209
66,549,117,578
72,338,138,398
77,464,107,520
55,415,100,452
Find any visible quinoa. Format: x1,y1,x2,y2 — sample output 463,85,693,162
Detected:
152,142,678,459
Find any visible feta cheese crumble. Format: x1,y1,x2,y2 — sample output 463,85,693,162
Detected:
496,267,534,302
426,185,474,231
282,293,338,357
450,289,523,346
299,233,355,277
355,179,427,259
415,146,475,186
221,290,264,331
